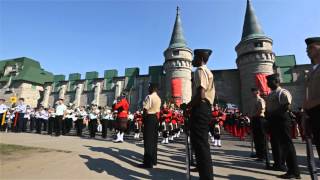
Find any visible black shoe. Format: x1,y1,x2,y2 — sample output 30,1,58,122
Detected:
272,165,287,172
255,158,265,162
277,173,301,179
250,153,257,158
137,164,152,169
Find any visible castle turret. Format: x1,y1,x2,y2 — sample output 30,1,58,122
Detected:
235,0,275,113
163,7,193,105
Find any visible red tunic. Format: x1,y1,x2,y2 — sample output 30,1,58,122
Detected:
134,113,143,125
113,98,129,119
160,108,172,123
177,113,184,125
171,111,179,125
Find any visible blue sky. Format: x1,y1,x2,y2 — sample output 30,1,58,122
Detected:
1,0,319,77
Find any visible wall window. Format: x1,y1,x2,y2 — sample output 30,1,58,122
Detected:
254,42,263,48
173,50,179,56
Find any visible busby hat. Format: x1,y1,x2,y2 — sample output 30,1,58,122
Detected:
266,73,280,82
193,49,212,63
305,37,320,46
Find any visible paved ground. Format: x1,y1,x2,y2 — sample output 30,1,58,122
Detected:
0,132,318,180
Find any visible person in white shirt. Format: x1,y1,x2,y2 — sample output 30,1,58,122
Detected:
29,108,36,132
35,107,42,134
100,107,109,139
107,110,115,132
41,108,49,132
88,104,100,138
15,98,27,132
54,98,67,136
0,99,8,131
128,112,134,135
64,104,74,135
24,106,32,131
47,107,55,135
75,106,87,137
9,109,16,131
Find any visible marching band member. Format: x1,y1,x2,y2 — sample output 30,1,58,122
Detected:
113,93,130,143
24,105,31,132
29,108,36,132
88,104,99,138
210,104,223,144
47,107,55,135
105,109,114,132
54,98,67,136
134,110,143,139
75,106,87,137
35,107,42,134
100,107,109,139
170,109,179,141
160,103,172,144
64,104,74,134
128,112,135,135
14,98,27,132
0,99,8,131
40,108,49,133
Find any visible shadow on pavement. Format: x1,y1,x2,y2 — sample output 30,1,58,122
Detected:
81,145,193,180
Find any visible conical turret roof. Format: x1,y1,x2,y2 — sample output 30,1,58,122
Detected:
168,6,187,49
241,0,265,41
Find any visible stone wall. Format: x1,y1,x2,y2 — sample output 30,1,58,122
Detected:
281,64,313,111
0,81,43,107
213,69,241,108
0,63,313,112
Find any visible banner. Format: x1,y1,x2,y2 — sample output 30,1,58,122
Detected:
171,78,182,106
255,73,271,96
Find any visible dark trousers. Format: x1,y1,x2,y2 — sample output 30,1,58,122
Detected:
190,101,213,180
48,117,55,135
89,119,97,138
30,117,36,132
252,116,267,159
42,120,47,132
36,118,42,134
17,113,25,132
269,113,300,175
107,120,114,131
101,119,108,138
75,119,84,137
54,116,63,136
307,105,320,161
64,118,72,134
143,114,158,167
